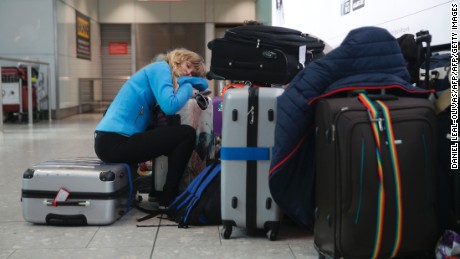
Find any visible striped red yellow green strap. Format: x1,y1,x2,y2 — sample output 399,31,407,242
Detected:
358,93,402,258
375,100,403,257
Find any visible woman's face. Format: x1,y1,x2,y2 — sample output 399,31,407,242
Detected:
179,61,194,76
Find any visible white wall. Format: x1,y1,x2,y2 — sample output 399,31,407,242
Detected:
98,0,255,24
0,0,56,108
256,0,272,25
56,0,102,110
1,0,256,118
61,0,99,21
0,0,102,115
273,0,454,49
97,0,256,97
0,0,55,55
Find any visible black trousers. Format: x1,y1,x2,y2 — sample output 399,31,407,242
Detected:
94,125,196,203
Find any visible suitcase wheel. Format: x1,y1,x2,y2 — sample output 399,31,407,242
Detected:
221,225,232,239
266,228,277,241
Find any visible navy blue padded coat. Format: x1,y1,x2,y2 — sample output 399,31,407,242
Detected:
268,26,431,229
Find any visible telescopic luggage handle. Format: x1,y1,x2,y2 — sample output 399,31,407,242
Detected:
415,30,432,89
348,91,398,101
365,94,398,101
415,30,431,43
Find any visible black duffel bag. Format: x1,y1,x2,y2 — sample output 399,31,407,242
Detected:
208,25,325,84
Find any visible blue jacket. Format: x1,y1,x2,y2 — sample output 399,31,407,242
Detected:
95,61,208,136
268,26,431,228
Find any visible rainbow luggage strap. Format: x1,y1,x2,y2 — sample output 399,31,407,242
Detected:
358,93,402,258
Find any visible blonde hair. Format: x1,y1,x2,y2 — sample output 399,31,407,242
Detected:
166,48,207,89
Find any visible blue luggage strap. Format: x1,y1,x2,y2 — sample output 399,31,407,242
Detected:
120,163,133,211
102,162,133,212
220,147,270,160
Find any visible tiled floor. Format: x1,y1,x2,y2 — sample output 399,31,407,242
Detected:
0,113,317,259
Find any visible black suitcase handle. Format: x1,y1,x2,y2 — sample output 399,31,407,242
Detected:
45,213,88,225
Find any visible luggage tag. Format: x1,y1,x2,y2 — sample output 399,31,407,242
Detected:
53,188,70,206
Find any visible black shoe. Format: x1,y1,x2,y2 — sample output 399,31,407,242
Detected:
148,195,159,203
159,196,174,207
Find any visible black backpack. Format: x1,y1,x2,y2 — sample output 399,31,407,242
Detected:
136,162,222,228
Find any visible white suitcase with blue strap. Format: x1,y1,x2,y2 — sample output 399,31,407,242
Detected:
220,87,283,241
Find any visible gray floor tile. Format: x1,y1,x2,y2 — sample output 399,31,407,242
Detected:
87,225,156,248
218,221,312,245
0,186,23,223
7,247,152,259
155,224,221,247
0,222,98,249
289,244,318,259
219,226,278,244
0,250,14,259
152,244,296,259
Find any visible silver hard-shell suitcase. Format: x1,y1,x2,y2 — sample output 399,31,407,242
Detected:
21,158,133,225
220,87,283,241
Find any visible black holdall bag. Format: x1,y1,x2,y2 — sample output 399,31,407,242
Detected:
135,162,222,228
208,25,325,84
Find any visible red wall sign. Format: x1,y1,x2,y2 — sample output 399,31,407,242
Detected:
109,42,128,55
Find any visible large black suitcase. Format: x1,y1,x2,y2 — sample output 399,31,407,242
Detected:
437,104,460,234
207,25,325,84
314,94,439,258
